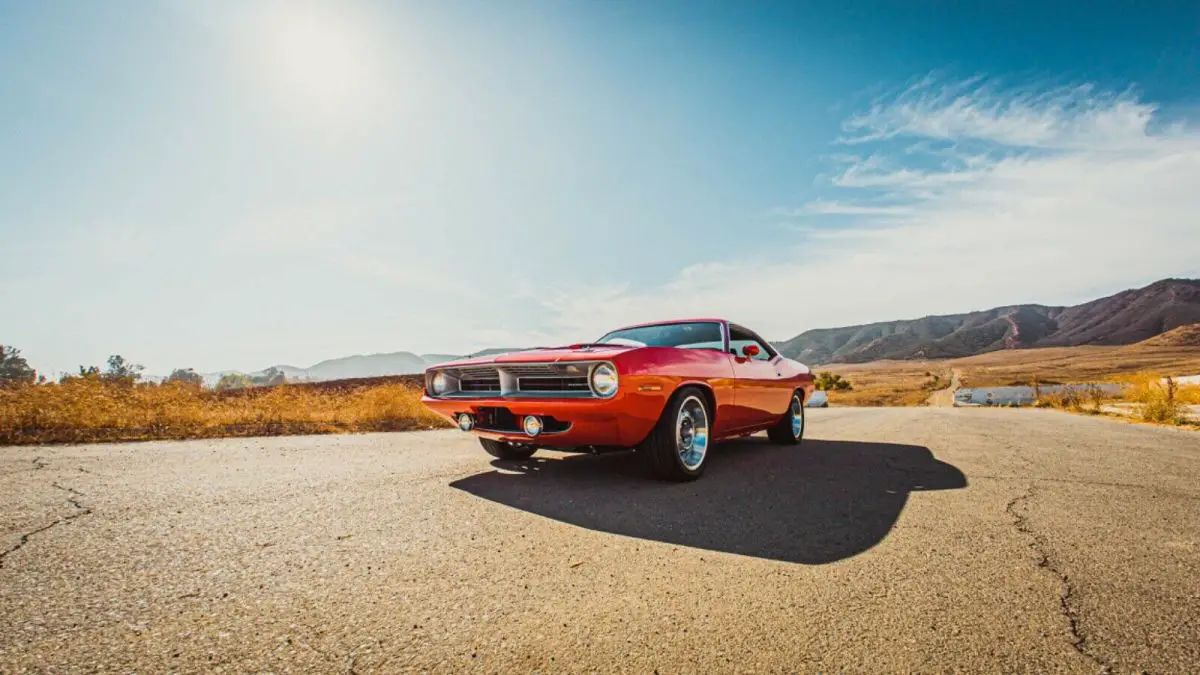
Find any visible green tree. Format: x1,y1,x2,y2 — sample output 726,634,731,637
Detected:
59,365,100,383
215,373,252,391
0,345,36,384
814,372,853,391
249,367,286,387
103,355,144,383
165,368,204,386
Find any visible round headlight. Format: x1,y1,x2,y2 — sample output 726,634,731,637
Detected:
523,415,543,437
430,371,448,395
590,363,618,397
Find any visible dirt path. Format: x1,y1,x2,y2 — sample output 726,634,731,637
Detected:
926,368,961,406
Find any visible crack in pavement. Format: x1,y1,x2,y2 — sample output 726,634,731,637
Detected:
52,482,87,498
0,482,93,570
1005,485,1111,673
33,456,48,470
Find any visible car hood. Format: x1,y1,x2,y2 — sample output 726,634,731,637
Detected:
432,345,637,370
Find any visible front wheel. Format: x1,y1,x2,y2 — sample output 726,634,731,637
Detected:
479,438,537,460
767,391,805,445
639,386,712,481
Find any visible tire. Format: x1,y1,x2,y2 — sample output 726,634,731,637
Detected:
479,438,537,460
767,391,805,445
639,386,712,481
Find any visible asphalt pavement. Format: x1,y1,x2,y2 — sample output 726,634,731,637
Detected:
2,408,1198,673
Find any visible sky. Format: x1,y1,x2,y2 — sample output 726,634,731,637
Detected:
2,0,1199,376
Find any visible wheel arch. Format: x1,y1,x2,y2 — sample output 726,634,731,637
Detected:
630,380,719,449
670,380,718,428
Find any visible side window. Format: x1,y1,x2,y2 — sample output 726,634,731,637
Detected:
727,326,773,361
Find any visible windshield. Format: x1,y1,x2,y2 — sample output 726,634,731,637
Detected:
596,321,724,350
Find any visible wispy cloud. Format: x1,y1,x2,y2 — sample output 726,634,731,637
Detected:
839,75,1159,150
520,75,1200,343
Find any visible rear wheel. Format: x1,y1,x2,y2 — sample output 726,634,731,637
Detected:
479,438,537,460
767,391,805,445
639,386,712,481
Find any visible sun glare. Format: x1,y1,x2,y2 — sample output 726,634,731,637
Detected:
259,5,380,119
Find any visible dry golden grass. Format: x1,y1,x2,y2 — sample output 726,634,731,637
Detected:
1030,373,1200,426
951,345,1200,388
0,377,450,445
1118,373,1200,424
1031,383,1116,413
1138,323,1200,347
814,343,1200,407
817,362,953,406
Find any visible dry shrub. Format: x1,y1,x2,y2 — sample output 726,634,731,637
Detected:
1119,374,1198,425
1175,382,1200,405
1036,384,1112,413
0,378,450,445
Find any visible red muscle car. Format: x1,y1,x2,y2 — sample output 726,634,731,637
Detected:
421,319,816,481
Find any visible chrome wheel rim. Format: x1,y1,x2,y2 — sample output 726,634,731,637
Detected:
790,395,803,439
676,395,710,471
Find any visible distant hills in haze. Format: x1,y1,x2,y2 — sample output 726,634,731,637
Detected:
199,349,522,387
775,278,1200,364
198,278,1199,384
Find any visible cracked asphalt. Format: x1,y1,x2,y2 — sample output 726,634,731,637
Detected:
2,408,1198,673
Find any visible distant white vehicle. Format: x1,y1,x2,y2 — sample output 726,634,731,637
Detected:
807,390,829,407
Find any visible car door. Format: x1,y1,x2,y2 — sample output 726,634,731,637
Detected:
727,325,791,428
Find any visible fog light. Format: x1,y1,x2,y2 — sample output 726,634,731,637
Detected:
457,413,474,431
522,415,543,437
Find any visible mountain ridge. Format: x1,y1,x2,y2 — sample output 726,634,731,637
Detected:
775,278,1200,364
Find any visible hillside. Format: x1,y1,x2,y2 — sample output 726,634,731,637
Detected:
1137,323,1200,347
777,278,1200,364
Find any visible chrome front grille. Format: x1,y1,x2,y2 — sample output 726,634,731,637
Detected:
454,366,501,394
516,375,590,393
439,362,606,398
506,363,591,393
502,363,591,377
460,377,501,392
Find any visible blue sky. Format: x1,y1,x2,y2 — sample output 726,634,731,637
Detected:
3,1,1199,375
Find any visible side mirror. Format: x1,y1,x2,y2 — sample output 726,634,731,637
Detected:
742,344,760,359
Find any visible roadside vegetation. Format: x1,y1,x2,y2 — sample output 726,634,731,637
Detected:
0,348,448,445
814,372,852,392
1032,374,1200,426
809,338,1200,409
1123,375,1200,425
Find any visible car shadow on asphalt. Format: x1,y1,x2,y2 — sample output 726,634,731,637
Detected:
449,438,967,565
